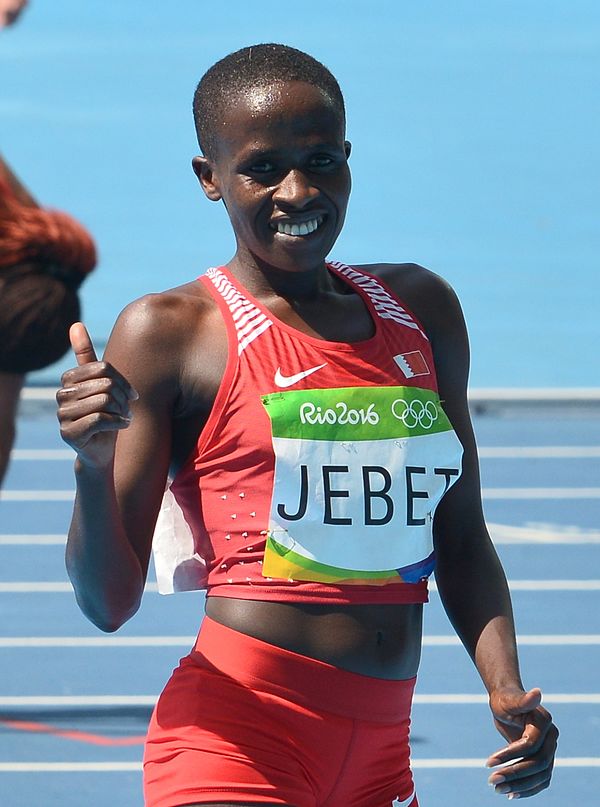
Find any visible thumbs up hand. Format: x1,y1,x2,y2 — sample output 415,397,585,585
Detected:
57,323,139,469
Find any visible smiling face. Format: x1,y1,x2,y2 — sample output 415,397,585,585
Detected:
193,80,351,275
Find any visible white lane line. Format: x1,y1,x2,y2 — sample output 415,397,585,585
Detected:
507,580,600,591
411,758,600,769
479,446,600,458
469,387,600,401
0,696,156,706
0,694,597,707
0,582,159,592
3,487,600,502
412,694,600,704
0,583,73,592
489,522,600,544
429,580,600,592
1,758,598,773
423,635,600,646
1,634,599,648
0,491,74,501
1,580,598,594
11,449,74,460
0,636,195,647
483,487,600,499
20,388,59,400
0,535,66,545
0,762,142,772
3,525,600,545
11,446,600,460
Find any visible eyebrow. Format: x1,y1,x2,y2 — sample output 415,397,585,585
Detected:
240,141,343,160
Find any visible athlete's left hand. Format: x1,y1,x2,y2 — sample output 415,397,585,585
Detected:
487,687,558,798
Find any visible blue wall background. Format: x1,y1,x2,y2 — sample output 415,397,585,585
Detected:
2,0,598,386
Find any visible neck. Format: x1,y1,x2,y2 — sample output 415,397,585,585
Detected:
227,251,339,302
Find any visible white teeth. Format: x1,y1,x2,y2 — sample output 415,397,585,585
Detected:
274,216,323,236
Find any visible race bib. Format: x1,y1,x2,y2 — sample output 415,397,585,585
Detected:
261,386,463,585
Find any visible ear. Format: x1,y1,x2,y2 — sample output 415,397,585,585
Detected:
344,140,352,159
192,156,222,202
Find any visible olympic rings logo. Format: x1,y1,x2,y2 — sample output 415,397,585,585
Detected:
391,398,439,429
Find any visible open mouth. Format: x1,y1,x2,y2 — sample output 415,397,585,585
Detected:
269,215,325,237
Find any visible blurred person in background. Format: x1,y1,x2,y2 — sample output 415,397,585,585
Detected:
0,0,28,28
0,155,96,484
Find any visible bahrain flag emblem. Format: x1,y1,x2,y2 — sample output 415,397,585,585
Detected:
393,350,430,379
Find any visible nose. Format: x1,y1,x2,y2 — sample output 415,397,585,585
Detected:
272,169,320,209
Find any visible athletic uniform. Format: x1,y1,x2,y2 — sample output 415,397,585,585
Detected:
144,263,464,806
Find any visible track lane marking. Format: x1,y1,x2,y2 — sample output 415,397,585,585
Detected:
479,446,600,458
11,446,600,460
11,450,74,460
0,535,66,545
1,694,599,707
3,487,600,502
483,487,600,499
1,634,599,648
1,758,598,772
0,491,75,501
2,579,600,593
4,523,600,544
0,582,159,592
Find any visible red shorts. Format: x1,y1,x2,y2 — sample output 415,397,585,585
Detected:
144,616,418,807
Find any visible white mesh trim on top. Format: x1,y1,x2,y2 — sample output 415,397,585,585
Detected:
329,261,427,339
206,267,273,355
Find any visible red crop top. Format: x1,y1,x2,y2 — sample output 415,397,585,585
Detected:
151,262,463,604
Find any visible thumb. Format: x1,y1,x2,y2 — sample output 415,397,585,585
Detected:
511,687,543,714
497,687,542,718
69,322,98,366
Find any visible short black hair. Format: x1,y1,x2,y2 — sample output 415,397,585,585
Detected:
193,43,345,159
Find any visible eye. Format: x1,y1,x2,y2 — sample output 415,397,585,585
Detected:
248,160,276,175
309,155,335,170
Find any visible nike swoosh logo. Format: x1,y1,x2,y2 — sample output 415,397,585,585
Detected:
392,791,416,807
274,363,327,388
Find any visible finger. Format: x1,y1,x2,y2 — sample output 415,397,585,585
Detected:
57,392,132,424
70,322,98,366
494,773,553,799
60,411,133,449
57,377,133,412
488,708,553,767
488,748,552,784
490,760,555,799
60,360,139,403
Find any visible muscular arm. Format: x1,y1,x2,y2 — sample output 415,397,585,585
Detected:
59,295,185,631
373,263,557,798
426,278,522,692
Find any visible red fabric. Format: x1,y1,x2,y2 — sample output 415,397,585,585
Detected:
144,616,418,807
168,262,442,604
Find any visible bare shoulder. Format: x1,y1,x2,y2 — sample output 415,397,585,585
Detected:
104,278,225,406
109,280,213,351
355,262,466,348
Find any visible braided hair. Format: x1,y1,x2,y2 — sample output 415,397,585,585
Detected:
0,170,96,373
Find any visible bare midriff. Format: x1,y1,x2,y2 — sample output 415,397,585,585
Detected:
205,596,423,680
